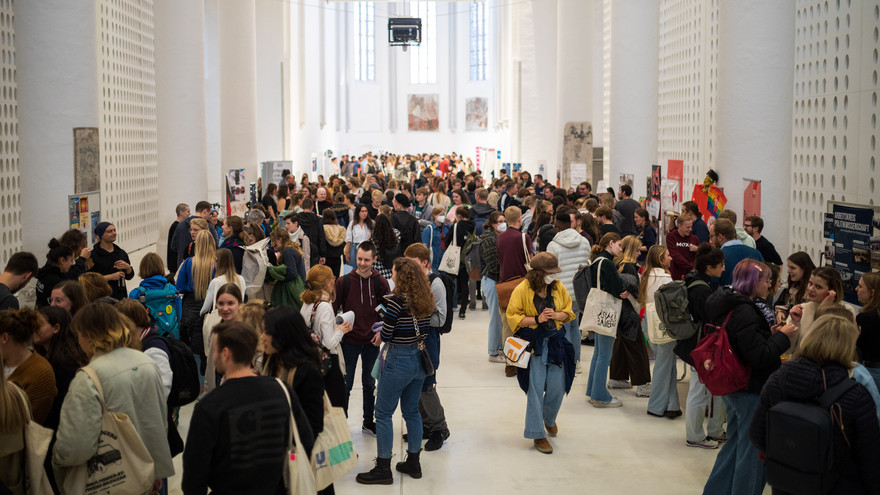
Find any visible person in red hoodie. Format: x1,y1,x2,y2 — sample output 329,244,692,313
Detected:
439,159,450,177
666,214,699,280
333,240,390,434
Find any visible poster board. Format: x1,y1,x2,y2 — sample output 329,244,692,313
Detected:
260,161,291,191
570,163,588,188
825,201,880,305
661,179,681,212
68,191,101,246
743,180,762,219
667,159,683,201
226,169,248,216
561,122,593,190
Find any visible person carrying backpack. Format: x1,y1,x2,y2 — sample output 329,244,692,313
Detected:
701,258,797,495
749,314,880,495
129,253,181,339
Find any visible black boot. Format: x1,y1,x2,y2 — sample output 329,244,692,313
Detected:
395,449,422,479
356,457,393,485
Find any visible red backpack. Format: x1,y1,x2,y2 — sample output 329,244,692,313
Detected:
690,310,751,396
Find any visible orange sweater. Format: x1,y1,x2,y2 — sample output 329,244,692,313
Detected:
9,352,57,426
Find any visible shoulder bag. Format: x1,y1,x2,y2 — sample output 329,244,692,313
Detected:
276,378,317,495
503,336,532,369
13,385,53,495
310,393,358,489
439,223,461,275
414,314,435,377
495,233,532,309
579,257,622,338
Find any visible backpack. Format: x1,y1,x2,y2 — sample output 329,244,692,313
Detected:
141,334,200,408
137,283,182,339
242,237,272,300
653,279,708,340
765,378,858,495
463,233,483,281
572,262,594,312
473,210,491,236
689,310,751,396
429,272,456,334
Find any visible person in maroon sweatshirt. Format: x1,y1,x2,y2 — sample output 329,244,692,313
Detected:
666,214,699,280
496,206,535,377
333,240,390,434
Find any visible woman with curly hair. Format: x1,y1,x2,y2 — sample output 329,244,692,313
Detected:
357,258,435,485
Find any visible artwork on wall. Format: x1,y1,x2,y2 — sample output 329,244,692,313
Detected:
465,97,488,131
408,94,439,131
561,122,593,189
73,127,100,194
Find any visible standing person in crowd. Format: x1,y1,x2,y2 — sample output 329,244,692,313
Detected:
366,189,384,219
168,203,190,272
787,266,847,347
54,303,174,494
171,201,217,271
640,245,681,418
356,258,435,485
666,213,699,280
674,243,727,449
300,265,352,410
445,189,471,224
445,206,475,320
322,210,347,277
371,213,401,280
35,306,88,432
175,230,216,376
268,227,307,303
219,215,246,273
712,218,764,286
578,212,599,245
59,229,92,277
88,222,133,301
36,239,75,307
392,193,420,254
743,216,783,265
480,211,506,362
717,210,756,248
856,272,880,389
595,206,621,237
283,213,311,271
422,207,446,273
498,181,519,212
412,188,433,222
261,183,279,223
276,184,291,214
344,204,373,268
203,283,243,392
0,339,35,494
404,243,451,450
0,307,57,425
200,249,246,316
701,259,798,495
429,181,451,213
615,184,641,237
497,206,535,377
586,233,628,408
634,208,656,264
608,236,651,396
185,320,315,495
315,187,334,215
682,201,710,244
776,251,816,318
298,198,328,268
505,253,576,454
78,272,118,304
750,314,880,495
547,210,591,373
181,218,210,260
471,187,495,235
50,281,87,316
334,241,389,433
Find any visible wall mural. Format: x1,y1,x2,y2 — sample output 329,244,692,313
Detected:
465,97,488,131
408,94,439,131
73,127,100,194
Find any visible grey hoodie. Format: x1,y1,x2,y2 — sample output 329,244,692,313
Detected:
547,228,592,311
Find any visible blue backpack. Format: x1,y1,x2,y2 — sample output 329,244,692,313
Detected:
137,283,183,339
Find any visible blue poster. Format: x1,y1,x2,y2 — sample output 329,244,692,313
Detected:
831,204,873,305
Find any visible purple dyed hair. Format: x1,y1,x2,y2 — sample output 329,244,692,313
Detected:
732,259,770,296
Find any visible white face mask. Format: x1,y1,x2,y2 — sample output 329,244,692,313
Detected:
496,222,508,232
435,215,445,223
544,274,556,285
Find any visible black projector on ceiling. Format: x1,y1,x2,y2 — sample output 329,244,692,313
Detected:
388,17,421,50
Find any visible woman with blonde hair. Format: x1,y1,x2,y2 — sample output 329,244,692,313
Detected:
640,245,680,418
300,265,351,410
608,236,652,397
429,181,451,212
78,272,117,304
200,248,246,316
176,230,216,375
182,217,210,260
357,258,435,485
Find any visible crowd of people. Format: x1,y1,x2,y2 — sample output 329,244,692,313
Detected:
1,151,879,494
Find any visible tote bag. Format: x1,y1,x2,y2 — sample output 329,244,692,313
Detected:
439,223,461,275
311,393,358,489
579,258,622,338
13,385,53,495
58,367,154,495
276,379,317,495
644,302,675,345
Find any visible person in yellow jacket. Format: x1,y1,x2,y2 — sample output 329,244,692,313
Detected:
505,252,576,455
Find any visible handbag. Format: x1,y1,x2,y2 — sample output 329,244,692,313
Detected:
58,367,154,495
276,378,318,495
439,223,461,275
13,385,53,495
579,258,622,338
503,336,531,368
644,302,675,344
310,393,358,489
495,233,532,309
413,315,435,377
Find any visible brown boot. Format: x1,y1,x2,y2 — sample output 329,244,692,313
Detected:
544,423,558,437
505,365,517,377
534,438,553,454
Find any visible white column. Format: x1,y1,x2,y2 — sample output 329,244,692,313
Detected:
608,0,659,184
716,0,795,248
556,0,593,186
154,0,208,259
218,0,259,191
17,1,99,253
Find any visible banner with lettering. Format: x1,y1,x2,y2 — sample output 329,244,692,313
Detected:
831,203,874,305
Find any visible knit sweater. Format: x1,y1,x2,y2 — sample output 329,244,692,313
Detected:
8,351,57,426
666,230,698,280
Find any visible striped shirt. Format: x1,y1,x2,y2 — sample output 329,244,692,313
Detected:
381,294,433,345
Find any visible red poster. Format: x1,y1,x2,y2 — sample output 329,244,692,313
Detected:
743,181,761,219
667,160,683,201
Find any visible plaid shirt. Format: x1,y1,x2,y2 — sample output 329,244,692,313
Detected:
479,230,500,282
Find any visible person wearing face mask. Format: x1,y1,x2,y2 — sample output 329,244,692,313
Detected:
505,252,576,454
480,211,507,362
422,207,447,273
547,211,591,373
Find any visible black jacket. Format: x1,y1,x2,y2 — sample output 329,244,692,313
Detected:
674,271,718,365
536,224,556,253
35,264,75,307
298,211,327,264
444,219,475,250
90,243,134,300
750,359,880,495
704,287,790,394
392,210,421,254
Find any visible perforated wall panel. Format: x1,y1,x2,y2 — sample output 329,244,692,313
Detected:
0,0,20,267
790,0,880,261
98,0,158,249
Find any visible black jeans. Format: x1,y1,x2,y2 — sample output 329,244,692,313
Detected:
456,266,470,314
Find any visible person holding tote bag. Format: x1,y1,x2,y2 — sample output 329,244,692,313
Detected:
640,245,681,419
443,206,475,320
585,233,629,408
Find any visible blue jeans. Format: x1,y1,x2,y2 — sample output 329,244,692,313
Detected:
422,328,441,390
703,392,765,495
647,341,680,415
564,318,581,363
375,344,427,458
341,341,380,423
586,333,614,402
482,276,503,355
524,346,566,439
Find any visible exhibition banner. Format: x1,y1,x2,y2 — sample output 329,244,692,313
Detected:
830,203,876,305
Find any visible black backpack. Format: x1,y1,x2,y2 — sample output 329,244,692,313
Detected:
429,272,456,334
572,261,594,312
765,377,859,495
141,334,201,408
341,272,386,309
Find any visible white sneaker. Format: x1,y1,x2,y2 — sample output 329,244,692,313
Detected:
686,439,720,449
636,384,652,397
488,354,506,364
607,379,632,389
575,362,583,374
589,397,623,408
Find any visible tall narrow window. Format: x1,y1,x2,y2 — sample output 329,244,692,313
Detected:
354,2,375,81
409,1,436,84
469,1,487,81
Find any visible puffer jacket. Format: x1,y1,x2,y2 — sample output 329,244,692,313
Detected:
324,224,347,261
546,228,591,312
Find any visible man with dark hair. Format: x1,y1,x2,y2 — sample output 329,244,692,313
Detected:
168,203,190,271
595,207,621,236
391,193,420,254
170,200,217,270
711,218,764,285
299,198,327,267
533,174,546,196
615,184,640,237
497,181,519,211
0,252,39,310
576,181,598,201
717,209,757,249
333,241,389,434
682,201,710,244
183,321,315,494
744,215,783,265
283,212,311,269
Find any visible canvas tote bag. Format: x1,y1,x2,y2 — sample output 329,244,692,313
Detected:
439,223,461,275
579,257,622,338
310,393,358,489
